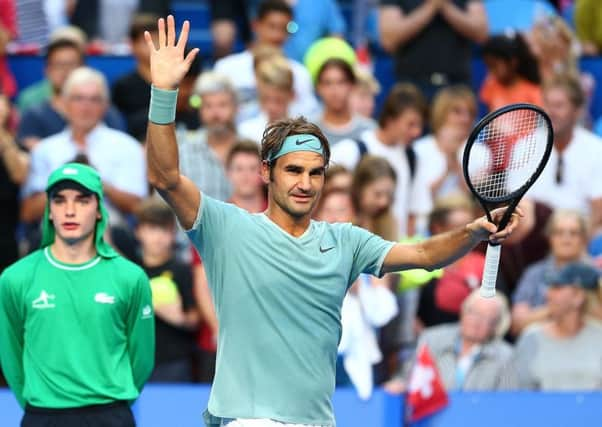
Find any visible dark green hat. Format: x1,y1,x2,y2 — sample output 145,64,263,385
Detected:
42,162,118,258
546,262,601,290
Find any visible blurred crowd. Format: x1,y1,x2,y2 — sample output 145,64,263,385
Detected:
1,0,602,399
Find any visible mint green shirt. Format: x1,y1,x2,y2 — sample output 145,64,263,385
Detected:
0,248,155,408
187,195,395,426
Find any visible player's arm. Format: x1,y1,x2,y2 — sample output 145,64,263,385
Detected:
0,274,26,408
382,207,521,273
439,0,488,44
145,16,201,230
378,1,439,52
126,272,155,392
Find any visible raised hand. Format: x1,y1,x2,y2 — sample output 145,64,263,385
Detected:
144,15,199,90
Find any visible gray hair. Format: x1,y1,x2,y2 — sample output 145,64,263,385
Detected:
544,209,590,239
62,66,110,102
462,289,511,339
193,71,237,102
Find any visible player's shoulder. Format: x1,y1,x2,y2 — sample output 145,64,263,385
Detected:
1,250,46,281
103,255,148,280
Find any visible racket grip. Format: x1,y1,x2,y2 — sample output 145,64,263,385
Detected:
480,244,501,298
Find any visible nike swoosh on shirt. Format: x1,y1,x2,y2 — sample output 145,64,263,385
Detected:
319,246,335,253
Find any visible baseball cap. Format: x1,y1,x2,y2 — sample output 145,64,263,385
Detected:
546,262,601,290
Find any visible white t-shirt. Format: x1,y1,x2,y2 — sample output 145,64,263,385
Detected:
519,127,602,215
214,50,319,122
237,112,268,145
331,129,432,236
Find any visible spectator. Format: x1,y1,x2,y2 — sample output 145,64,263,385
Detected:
112,14,159,141
332,83,430,236
17,38,125,151
512,74,602,231
209,0,252,59
386,290,515,393
135,198,199,382
21,67,147,237
177,72,237,202
14,0,49,46
313,59,375,146
574,0,602,56
214,0,318,121
225,140,267,212
379,0,488,99
0,91,28,273
0,0,17,98
350,66,381,119
16,26,88,112
480,33,542,112
413,85,476,232
323,164,353,194
70,0,137,45
512,209,590,336
283,0,346,63
514,262,602,390
238,55,294,143
351,155,398,241
350,155,402,382
417,197,485,328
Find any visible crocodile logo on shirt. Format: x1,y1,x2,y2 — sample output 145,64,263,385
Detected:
32,290,56,309
94,292,115,304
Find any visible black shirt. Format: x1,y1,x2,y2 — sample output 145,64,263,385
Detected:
0,161,19,272
382,0,474,84
112,71,151,142
142,258,197,364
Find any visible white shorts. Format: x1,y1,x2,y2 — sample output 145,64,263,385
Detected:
223,419,324,427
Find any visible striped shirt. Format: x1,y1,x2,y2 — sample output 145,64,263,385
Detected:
176,129,232,202
15,0,48,45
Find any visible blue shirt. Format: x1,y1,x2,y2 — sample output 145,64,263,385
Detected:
187,195,394,426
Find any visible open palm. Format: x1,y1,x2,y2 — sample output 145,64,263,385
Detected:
145,15,199,90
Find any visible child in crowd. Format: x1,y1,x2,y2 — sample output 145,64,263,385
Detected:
480,33,542,112
135,198,199,382
350,67,380,119
238,54,294,143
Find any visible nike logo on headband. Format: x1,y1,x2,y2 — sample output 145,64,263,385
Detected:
296,138,315,145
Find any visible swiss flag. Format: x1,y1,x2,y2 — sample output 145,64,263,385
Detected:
406,343,449,423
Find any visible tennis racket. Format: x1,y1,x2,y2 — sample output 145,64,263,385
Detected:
462,104,553,298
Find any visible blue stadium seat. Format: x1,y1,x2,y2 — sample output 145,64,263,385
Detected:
171,0,213,51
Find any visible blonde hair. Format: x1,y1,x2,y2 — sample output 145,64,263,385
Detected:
430,85,477,134
62,66,109,101
544,209,589,239
256,55,294,93
354,67,380,95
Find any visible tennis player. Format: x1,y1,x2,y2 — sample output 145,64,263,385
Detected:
145,16,520,427
0,163,155,427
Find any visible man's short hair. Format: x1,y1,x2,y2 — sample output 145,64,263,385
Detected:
256,55,294,92
62,66,109,101
136,198,176,228
226,139,261,168
193,71,237,101
256,0,293,20
45,38,84,64
260,116,330,167
378,83,428,128
542,73,585,108
129,13,159,41
317,58,357,86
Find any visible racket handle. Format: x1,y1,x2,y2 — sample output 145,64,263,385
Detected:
480,244,501,298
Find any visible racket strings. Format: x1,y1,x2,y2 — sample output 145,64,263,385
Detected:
468,109,548,200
